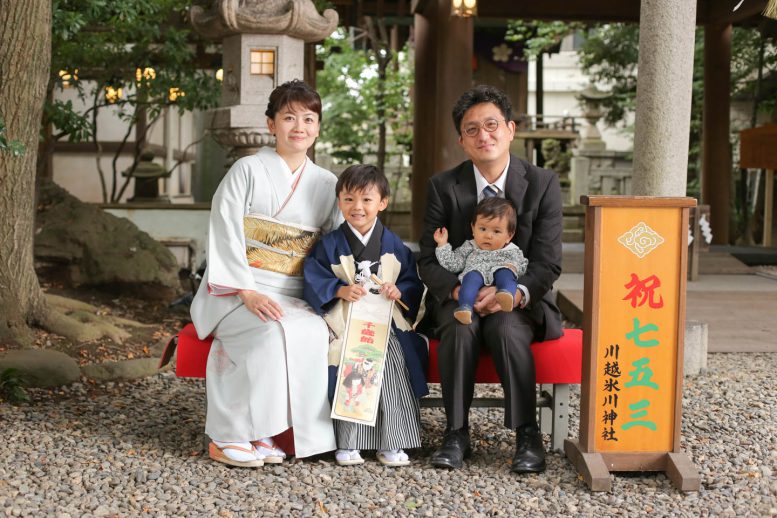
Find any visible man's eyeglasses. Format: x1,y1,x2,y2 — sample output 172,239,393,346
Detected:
461,118,507,137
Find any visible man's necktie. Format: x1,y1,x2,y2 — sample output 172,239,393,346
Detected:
482,185,499,198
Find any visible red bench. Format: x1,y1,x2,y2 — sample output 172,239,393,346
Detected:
162,324,582,453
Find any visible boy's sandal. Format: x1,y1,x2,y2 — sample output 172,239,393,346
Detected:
377,449,410,467
208,442,264,468
251,440,287,464
335,449,365,466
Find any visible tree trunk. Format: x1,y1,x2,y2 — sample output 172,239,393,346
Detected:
0,0,52,345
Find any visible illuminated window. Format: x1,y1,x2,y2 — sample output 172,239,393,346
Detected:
250,49,275,76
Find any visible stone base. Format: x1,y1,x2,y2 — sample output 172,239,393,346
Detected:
209,106,268,132
578,139,606,152
684,321,708,376
565,439,701,492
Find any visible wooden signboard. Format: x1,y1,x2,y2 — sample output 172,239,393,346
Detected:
739,124,777,246
565,196,700,492
331,291,394,426
740,124,777,170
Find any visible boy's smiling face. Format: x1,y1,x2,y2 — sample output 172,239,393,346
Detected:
338,184,388,236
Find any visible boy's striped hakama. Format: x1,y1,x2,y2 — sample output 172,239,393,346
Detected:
335,331,422,450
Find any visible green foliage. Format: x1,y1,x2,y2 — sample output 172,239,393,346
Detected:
577,23,640,127
0,116,25,157
51,0,220,128
578,23,777,129
0,368,29,404
730,25,777,117
505,20,583,58
578,22,777,235
49,0,221,200
44,100,93,142
312,0,334,11
316,29,413,164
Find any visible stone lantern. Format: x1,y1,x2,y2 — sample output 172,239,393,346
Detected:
576,85,611,152
190,0,338,161
122,149,171,203
570,85,633,214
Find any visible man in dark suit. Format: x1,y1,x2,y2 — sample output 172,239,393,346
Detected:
418,85,563,473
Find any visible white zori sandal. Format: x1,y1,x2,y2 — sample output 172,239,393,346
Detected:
251,437,287,464
335,449,365,466
209,441,263,468
377,449,410,467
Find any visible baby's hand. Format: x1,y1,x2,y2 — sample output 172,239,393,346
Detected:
433,227,449,246
379,282,402,301
337,284,366,302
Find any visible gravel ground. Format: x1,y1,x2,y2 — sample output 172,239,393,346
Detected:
1,352,775,517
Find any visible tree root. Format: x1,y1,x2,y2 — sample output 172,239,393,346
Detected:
44,294,98,312
39,294,152,344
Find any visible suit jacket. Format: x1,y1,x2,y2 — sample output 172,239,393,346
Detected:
417,154,563,341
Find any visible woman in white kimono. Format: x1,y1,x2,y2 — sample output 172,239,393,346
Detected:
190,80,341,467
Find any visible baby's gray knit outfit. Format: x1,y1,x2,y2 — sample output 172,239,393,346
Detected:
435,240,528,284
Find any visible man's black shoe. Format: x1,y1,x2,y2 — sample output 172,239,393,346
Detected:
430,428,471,469
511,424,546,474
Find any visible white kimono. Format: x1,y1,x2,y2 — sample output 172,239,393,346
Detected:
190,146,341,458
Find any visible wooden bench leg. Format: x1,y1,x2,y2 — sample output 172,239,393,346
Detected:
551,383,570,454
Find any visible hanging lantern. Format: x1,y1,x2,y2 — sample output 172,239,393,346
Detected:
452,0,477,17
104,85,123,103
58,69,78,88
168,87,186,102
135,67,156,83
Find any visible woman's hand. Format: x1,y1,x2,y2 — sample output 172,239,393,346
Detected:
379,282,402,301
433,227,449,246
337,284,366,303
238,290,284,322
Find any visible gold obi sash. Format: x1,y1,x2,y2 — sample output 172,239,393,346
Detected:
243,214,320,276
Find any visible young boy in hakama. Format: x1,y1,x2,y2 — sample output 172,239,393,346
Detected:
303,165,429,466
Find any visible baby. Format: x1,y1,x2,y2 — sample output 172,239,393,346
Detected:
434,197,528,325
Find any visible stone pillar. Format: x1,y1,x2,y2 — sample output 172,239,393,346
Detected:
702,23,732,244
410,0,472,240
631,0,697,196
684,321,708,376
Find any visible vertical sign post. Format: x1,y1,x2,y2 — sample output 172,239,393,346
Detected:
565,195,700,492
